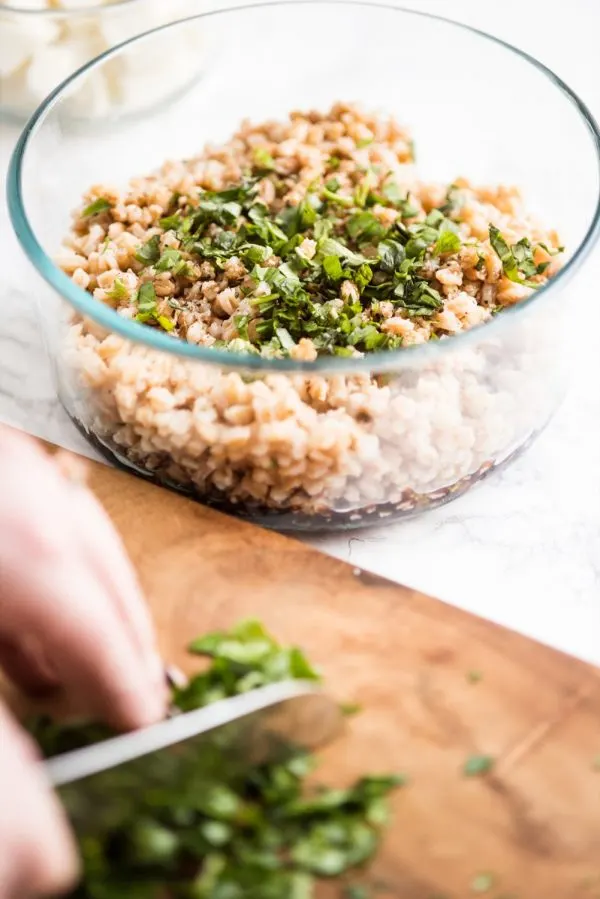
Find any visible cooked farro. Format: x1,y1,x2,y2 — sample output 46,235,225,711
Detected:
59,103,564,524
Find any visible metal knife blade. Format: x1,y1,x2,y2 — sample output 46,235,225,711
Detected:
44,681,342,838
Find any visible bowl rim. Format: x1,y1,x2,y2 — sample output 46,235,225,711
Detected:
0,0,139,15
7,0,600,374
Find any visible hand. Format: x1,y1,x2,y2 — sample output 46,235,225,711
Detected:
0,426,166,729
0,702,78,899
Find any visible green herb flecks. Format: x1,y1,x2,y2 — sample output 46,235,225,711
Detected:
135,163,540,359
488,225,550,288
463,755,494,777
253,147,276,171
134,282,174,332
82,197,112,218
29,621,402,899
135,234,161,267
105,278,129,303
470,872,496,893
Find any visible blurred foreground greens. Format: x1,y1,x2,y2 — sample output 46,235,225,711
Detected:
30,621,401,898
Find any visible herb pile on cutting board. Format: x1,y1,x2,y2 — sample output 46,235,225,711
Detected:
29,621,402,899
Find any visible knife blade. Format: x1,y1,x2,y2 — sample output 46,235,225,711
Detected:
44,681,342,838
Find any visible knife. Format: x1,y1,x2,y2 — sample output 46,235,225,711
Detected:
44,681,343,837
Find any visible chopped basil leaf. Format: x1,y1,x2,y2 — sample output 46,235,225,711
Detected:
319,238,370,266
275,326,295,350
433,228,461,256
347,211,385,243
489,225,542,287
159,213,182,231
322,187,354,207
463,755,494,777
82,197,111,217
135,234,161,266
354,263,373,293
28,619,400,897
323,255,344,281
378,239,405,273
253,146,276,171
105,278,128,302
156,315,175,332
155,247,184,272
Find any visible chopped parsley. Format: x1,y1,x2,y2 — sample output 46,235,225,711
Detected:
82,197,111,218
28,621,403,899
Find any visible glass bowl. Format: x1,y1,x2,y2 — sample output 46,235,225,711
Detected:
8,1,600,532
0,0,205,123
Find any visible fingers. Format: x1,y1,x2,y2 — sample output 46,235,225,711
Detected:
68,486,159,671
0,703,79,899
0,428,166,730
3,557,166,731
0,637,59,698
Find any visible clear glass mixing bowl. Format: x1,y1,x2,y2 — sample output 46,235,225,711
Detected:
8,1,600,531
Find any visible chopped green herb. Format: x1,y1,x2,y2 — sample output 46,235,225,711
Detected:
466,669,483,684
344,886,370,899
433,228,461,256
489,225,548,287
275,326,295,350
377,239,405,273
347,211,385,244
82,197,111,218
323,255,345,281
538,241,564,256
340,702,363,717
322,187,354,207
160,213,182,231
253,146,276,171
135,234,161,267
354,179,370,208
356,136,374,149
155,247,183,272
470,872,496,893
156,315,175,332
439,184,464,217
463,755,494,777
105,278,128,302
136,281,157,312
319,238,370,267
29,621,401,899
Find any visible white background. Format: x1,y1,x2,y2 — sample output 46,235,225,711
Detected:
1,0,600,664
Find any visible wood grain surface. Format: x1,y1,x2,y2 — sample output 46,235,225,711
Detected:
25,444,600,897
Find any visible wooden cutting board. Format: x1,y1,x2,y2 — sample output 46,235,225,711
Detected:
24,442,600,897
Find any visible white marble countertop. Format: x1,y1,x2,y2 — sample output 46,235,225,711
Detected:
1,0,600,666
